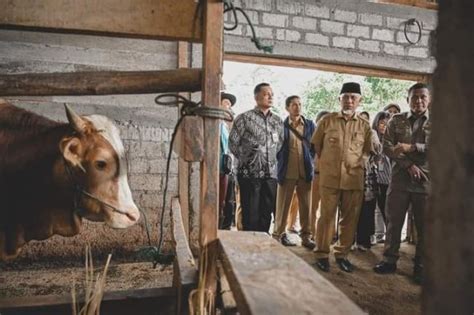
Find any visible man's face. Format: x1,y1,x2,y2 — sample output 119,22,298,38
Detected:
339,93,361,115
386,106,399,117
221,98,232,110
408,88,430,115
255,86,273,109
286,97,302,117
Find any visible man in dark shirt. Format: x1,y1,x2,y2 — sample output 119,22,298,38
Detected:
229,83,283,232
374,83,431,284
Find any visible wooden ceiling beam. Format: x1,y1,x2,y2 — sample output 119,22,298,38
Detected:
0,68,202,96
0,0,203,42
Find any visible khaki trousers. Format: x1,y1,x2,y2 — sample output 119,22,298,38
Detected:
314,186,363,259
310,176,321,238
286,192,299,230
274,179,312,238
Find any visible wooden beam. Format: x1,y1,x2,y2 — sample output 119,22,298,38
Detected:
218,231,365,315
199,0,223,299
375,0,438,10
171,198,198,315
0,0,203,42
0,68,202,96
177,41,191,237
225,53,431,83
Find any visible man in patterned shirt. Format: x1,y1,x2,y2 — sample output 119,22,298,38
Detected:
229,83,284,232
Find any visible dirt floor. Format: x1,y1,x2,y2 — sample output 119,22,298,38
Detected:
0,258,173,299
287,233,421,315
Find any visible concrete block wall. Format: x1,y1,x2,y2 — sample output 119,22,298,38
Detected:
0,29,180,260
224,0,437,74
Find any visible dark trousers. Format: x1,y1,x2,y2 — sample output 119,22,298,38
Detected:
238,177,277,232
376,184,389,223
220,175,236,230
356,198,376,247
383,188,427,264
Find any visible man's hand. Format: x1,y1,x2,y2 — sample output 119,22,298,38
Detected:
407,164,426,182
394,143,414,156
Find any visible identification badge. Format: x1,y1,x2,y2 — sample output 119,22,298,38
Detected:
272,132,279,142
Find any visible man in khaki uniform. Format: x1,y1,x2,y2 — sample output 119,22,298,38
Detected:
311,82,372,273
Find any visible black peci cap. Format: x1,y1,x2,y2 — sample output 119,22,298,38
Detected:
340,82,361,95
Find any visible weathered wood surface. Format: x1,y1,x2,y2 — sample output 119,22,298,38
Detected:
0,287,175,309
199,0,223,296
0,0,202,42
171,198,197,288
0,68,202,96
171,198,198,315
424,1,474,314
218,231,365,315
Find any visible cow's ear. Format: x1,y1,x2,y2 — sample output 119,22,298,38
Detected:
60,137,86,172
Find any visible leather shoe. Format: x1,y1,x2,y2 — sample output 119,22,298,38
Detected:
373,261,397,274
336,258,354,273
280,233,296,246
301,238,316,250
315,258,330,272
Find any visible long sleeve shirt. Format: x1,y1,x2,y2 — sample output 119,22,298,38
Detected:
229,108,283,179
383,110,430,193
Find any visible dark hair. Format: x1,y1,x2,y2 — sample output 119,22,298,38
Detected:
285,95,300,107
254,82,271,95
371,111,391,131
315,110,330,123
408,82,429,96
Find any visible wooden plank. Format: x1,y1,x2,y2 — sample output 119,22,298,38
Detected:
171,198,198,288
218,231,365,315
177,41,191,237
376,0,438,10
0,68,202,96
0,0,203,42
199,0,223,297
225,53,431,83
171,198,198,315
0,287,175,309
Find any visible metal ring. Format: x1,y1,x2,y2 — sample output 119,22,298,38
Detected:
404,18,422,45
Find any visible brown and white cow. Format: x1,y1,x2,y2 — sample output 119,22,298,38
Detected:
0,99,140,260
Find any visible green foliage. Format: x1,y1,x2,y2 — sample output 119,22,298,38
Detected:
302,75,413,120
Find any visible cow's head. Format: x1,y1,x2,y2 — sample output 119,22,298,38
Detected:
59,105,140,228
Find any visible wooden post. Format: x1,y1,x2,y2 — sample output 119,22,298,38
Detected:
199,0,223,300
424,2,474,314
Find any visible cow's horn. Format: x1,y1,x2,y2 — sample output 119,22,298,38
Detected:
64,104,86,134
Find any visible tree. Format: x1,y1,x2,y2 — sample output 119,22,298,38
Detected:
302,75,413,120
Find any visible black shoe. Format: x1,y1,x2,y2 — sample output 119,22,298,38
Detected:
373,261,397,274
315,258,330,272
301,238,316,250
336,258,354,273
413,264,423,284
280,233,296,246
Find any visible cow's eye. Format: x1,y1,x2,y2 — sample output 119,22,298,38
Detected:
95,160,107,170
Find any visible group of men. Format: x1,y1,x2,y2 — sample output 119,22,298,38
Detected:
224,81,431,284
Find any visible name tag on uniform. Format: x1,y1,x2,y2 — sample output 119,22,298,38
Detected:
272,132,279,142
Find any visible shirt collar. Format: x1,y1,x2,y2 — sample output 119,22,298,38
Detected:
408,110,429,120
253,106,273,117
337,111,357,121
289,116,303,126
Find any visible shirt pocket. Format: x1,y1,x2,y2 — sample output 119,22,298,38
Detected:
350,132,365,152
325,129,341,148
